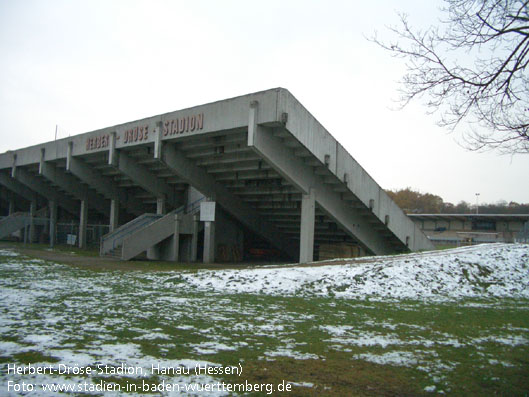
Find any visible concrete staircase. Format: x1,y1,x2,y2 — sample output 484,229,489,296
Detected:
100,198,203,260
0,212,31,239
0,212,50,241
104,246,124,260
100,213,163,257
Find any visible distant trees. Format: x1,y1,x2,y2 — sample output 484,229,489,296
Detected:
387,187,529,214
478,201,529,214
386,187,444,213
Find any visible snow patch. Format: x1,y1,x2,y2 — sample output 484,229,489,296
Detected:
176,244,529,300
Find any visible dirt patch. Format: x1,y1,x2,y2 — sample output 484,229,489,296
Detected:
0,241,454,272
0,242,277,272
0,242,128,270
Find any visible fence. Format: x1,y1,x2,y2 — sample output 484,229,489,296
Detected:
55,223,110,247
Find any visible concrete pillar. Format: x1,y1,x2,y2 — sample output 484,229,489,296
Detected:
203,221,215,263
8,193,15,215
191,213,200,262
29,199,36,243
145,197,166,259
79,199,88,249
299,188,315,263
156,197,166,215
110,199,119,232
23,222,28,245
49,200,57,248
146,245,160,260
172,214,181,262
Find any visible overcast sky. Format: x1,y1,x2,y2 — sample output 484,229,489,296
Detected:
1,0,527,205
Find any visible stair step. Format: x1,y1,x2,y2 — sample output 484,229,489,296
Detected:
103,245,123,259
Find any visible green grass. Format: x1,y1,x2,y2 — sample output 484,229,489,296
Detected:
1,248,528,396
7,242,101,257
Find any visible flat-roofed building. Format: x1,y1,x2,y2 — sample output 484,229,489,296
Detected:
408,214,529,246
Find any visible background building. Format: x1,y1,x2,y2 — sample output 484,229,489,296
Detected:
409,214,529,246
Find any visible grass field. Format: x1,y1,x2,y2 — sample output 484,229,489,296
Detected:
1,245,528,396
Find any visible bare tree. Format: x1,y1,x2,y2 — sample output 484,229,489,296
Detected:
374,0,529,154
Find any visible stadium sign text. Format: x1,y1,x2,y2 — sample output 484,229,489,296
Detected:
163,113,204,136
85,113,204,151
86,134,110,151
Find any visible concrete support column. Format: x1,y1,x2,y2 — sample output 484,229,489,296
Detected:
172,214,181,262
191,213,200,262
146,246,160,260
49,200,57,248
203,221,215,263
156,197,166,215
299,188,315,263
8,193,15,215
23,222,28,245
110,199,119,232
79,199,88,249
29,199,36,243
146,197,166,259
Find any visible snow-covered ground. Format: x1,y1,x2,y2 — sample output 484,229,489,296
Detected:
0,243,528,395
175,243,529,300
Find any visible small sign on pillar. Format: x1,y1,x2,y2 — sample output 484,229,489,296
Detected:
200,202,216,222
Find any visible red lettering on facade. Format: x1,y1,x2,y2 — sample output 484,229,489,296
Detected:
122,124,150,145
120,114,202,146
85,134,110,151
178,118,185,133
161,113,204,137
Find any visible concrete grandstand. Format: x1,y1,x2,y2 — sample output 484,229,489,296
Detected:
0,88,434,263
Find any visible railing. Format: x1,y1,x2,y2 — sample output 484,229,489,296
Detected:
0,213,50,241
55,223,109,247
182,196,205,215
0,213,30,240
0,212,29,224
121,209,178,260
100,213,163,254
100,196,206,256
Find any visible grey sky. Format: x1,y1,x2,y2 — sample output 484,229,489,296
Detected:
1,0,527,205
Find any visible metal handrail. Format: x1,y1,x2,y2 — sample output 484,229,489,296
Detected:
182,196,205,214
0,212,30,224
101,196,206,254
100,214,162,254
102,213,157,243
0,215,48,228
116,197,205,248
109,215,163,251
